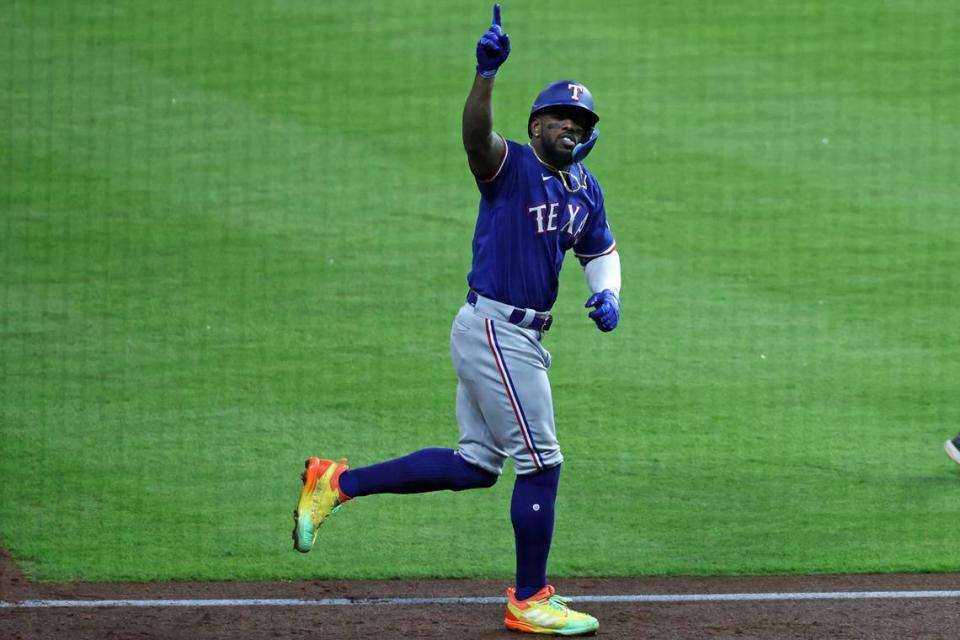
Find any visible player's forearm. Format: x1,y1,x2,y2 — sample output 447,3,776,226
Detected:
584,250,621,297
462,75,497,154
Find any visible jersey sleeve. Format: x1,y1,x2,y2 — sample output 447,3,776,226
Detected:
573,182,616,266
476,137,518,201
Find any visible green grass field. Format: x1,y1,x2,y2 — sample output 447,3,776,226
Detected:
2,0,959,582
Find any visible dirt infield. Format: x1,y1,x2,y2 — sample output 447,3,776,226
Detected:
2,548,958,639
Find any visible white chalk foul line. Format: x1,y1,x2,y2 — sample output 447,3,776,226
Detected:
2,590,960,609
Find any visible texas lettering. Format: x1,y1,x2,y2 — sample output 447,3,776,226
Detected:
527,202,589,236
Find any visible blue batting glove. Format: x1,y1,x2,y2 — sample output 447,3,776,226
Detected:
476,4,510,78
585,289,620,332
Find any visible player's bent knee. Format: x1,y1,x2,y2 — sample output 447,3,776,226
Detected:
476,469,499,488
453,459,499,491
460,465,498,490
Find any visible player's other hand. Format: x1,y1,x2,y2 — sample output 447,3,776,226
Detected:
476,4,510,78
585,289,620,332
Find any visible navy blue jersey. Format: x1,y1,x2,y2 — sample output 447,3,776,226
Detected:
467,140,616,312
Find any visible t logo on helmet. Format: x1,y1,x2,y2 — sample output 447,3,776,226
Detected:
567,84,584,101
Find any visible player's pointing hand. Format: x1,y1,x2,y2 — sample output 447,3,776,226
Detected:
476,3,510,78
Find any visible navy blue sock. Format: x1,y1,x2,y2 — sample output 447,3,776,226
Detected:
511,464,561,601
338,448,497,498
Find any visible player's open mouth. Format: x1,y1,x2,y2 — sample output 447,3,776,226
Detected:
560,136,576,149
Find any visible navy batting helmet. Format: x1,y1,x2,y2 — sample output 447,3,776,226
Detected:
527,80,599,137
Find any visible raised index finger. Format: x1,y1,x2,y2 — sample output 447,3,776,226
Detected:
492,3,501,27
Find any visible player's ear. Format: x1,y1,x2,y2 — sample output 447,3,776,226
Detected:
530,117,541,138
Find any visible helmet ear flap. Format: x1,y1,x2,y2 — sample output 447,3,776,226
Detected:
572,127,599,163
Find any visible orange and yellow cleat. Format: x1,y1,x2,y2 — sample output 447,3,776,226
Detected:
505,585,599,636
292,457,350,553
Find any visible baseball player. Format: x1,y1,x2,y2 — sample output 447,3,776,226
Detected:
292,5,620,635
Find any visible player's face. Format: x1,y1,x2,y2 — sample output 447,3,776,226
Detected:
534,108,592,165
